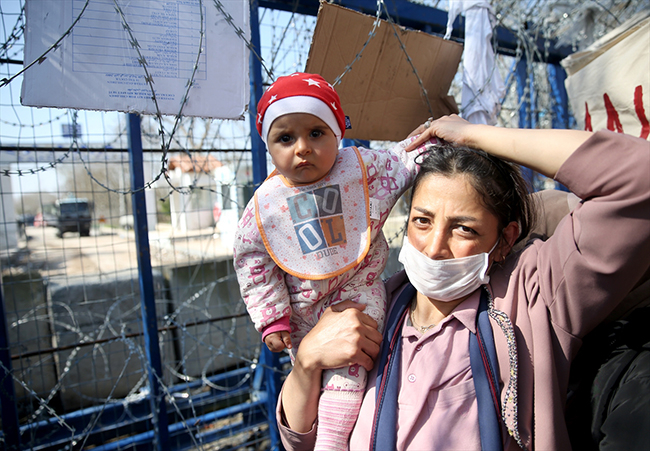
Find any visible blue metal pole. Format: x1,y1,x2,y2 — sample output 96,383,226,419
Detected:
248,2,281,449
341,138,370,149
548,63,570,191
516,59,536,189
0,283,21,450
529,64,537,130
516,59,531,129
249,0,267,186
127,113,170,451
257,347,282,450
548,63,569,129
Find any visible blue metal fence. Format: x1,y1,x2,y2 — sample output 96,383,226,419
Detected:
0,1,574,449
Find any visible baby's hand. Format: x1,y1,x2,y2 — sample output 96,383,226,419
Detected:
264,331,292,352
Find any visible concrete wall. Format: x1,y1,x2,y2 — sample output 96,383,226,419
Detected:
4,259,258,413
0,174,18,250
47,271,174,410
2,271,57,418
162,258,259,380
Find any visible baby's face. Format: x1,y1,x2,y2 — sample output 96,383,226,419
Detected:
266,113,339,185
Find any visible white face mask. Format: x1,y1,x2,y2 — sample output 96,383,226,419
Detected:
398,235,499,302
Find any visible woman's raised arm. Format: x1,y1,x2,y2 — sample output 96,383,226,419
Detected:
280,302,383,433
407,115,593,179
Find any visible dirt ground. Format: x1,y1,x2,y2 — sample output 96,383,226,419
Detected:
9,224,234,278
7,212,406,279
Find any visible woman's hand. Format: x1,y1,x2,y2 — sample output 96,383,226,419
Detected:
280,301,382,433
405,114,592,177
296,301,383,373
406,114,476,152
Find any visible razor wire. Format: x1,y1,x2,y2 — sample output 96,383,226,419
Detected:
3,0,638,196
1,1,647,449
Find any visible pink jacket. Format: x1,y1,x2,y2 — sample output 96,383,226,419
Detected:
234,139,419,335
277,130,650,450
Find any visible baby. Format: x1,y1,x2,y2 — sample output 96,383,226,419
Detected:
233,72,422,450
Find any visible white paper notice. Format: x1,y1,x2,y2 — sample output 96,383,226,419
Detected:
21,0,250,119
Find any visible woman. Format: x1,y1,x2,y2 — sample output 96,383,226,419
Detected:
277,115,650,450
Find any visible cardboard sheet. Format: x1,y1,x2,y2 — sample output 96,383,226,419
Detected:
21,0,249,119
305,3,463,141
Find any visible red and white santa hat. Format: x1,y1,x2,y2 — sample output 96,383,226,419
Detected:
256,72,346,144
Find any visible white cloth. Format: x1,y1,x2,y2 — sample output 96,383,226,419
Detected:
445,0,505,125
561,12,650,139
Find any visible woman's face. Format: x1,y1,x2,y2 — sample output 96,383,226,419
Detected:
407,173,502,261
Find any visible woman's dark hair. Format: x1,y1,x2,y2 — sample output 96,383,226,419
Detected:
412,142,537,244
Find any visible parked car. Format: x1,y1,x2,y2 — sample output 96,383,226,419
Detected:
53,198,93,237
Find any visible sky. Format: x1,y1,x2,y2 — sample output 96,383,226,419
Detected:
1,0,260,194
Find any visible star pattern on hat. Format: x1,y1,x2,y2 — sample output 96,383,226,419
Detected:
256,72,345,141
304,78,321,88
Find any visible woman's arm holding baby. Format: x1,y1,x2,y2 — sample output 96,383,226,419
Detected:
407,114,592,178
281,302,383,433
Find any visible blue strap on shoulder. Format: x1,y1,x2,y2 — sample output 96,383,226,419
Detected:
370,283,414,450
470,289,504,451
370,285,503,451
